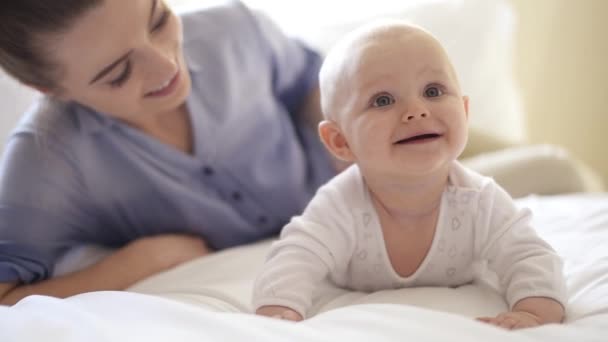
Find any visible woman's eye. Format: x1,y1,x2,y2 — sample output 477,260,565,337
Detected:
372,94,395,107
151,9,170,32
109,61,132,88
425,86,443,97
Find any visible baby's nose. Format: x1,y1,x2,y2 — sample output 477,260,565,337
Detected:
402,100,429,122
406,112,428,121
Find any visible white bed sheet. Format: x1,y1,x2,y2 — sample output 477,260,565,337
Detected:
1,194,607,341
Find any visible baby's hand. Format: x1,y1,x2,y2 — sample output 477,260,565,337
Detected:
256,305,303,322
477,311,542,330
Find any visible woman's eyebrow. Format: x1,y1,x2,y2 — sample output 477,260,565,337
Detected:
88,0,158,85
89,51,133,85
149,0,158,26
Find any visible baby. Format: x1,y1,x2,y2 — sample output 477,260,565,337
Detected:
252,21,566,329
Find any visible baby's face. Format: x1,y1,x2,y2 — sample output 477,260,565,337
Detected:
326,25,469,178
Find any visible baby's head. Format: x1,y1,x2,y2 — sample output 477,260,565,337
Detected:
318,21,470,178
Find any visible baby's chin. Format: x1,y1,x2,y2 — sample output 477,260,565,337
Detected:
361,160,451,181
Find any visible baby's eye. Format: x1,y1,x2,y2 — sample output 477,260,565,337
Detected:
424,86,443,97
372,93,395,107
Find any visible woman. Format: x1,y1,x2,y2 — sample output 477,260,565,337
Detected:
0,0,336,305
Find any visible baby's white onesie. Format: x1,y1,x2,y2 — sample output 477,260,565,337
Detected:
252,162,566,318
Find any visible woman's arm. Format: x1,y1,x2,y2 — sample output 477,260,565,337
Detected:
0,282,17,303
0,234,209,306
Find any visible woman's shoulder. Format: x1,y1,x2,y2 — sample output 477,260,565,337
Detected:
7,97,92,160
179,1,257,43
178,2,265,73
12,97,77,138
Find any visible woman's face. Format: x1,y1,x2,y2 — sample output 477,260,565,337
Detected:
49,0,191,126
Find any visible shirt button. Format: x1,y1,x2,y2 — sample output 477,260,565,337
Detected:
203,167,214,176
232,192,242,201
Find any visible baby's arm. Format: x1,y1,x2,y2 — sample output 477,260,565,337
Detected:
253,236,331,320
513,296,564,324
253,179,356,320
477,297,564,329
253,217,352,320
256,305,303,322
476,184,566,329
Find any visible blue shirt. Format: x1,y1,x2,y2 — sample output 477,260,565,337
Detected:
0,1,334,283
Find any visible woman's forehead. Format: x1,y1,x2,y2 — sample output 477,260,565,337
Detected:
49,0,151,82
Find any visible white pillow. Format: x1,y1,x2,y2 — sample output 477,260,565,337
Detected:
462,144,606,197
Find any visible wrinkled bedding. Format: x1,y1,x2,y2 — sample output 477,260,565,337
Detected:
1,194,607,341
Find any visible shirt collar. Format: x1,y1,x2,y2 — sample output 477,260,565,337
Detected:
73,102,117,135
183,40,204,73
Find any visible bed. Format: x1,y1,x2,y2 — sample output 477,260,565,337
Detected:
1,192,607,341
1,0,607,341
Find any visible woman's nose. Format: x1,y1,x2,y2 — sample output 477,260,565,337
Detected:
140,45,175,76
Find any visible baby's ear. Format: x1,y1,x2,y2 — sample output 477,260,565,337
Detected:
318,120,355,162
463,95,470,120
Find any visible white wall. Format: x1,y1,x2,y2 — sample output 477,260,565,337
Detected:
510,0,608,183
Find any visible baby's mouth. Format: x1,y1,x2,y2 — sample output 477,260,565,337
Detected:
395,133,442,144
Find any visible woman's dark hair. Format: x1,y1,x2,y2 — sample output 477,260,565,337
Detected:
0,0,103,91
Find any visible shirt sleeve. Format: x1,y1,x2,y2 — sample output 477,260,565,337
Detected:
0,131,96,284
252,175,357,318
476,181,567,309
245,5,335,190
248,8,323,116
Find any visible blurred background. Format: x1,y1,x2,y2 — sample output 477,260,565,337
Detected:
1,0,606,185
510,0,608,187
171,0,608,186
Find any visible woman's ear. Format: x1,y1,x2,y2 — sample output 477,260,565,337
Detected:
25,83,51,95
25,82,69,100
29,84,69,101
318,120,355,162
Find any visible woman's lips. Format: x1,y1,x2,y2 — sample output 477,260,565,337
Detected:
145,70,180,98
